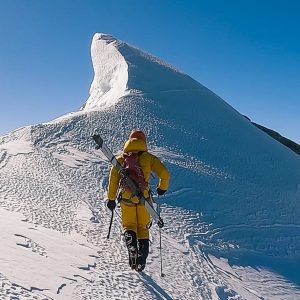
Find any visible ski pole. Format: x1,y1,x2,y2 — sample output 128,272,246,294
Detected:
107,210,114,239
159,227,165,277
158,195,166,277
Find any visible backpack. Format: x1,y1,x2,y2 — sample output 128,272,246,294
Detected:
120,152,147,194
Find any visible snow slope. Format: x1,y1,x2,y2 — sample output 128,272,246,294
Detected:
0,33,300,299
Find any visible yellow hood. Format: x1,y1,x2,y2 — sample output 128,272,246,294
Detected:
123,138,148,153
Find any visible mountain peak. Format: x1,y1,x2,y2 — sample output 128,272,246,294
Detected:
93,32,124,46
81,33,129,111
1,33,300,299
81,32,203,111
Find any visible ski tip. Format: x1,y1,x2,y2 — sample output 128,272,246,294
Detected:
92,134,103,147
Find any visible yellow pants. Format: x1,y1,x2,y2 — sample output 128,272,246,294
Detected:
120,202,151,239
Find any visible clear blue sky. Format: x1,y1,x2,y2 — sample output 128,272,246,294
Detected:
0,0,299,143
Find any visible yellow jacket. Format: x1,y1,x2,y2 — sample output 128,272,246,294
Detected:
108,138,170,202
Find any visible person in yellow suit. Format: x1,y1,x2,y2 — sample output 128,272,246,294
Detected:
106,129,170,271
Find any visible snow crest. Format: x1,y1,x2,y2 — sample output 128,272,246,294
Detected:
81,32,203,111
82,33,129,110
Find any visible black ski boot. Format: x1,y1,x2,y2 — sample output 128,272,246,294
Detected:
124,230,138,270
137,239,149,272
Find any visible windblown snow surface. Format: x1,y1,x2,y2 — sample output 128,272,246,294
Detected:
0,33,300,299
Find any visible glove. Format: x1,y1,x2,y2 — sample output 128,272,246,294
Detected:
156,188,166,196
107,200,116,211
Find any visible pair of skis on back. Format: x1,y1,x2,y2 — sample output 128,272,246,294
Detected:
92,134,164,229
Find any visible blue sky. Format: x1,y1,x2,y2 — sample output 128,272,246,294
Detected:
0,0,299,142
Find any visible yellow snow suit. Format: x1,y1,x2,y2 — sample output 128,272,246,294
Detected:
107,138,170,239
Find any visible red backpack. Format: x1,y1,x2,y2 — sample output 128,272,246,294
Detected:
121,152,147,193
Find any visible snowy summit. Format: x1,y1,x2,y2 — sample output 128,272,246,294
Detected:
0,32,300,299
83,32,193,110
83,33,129,110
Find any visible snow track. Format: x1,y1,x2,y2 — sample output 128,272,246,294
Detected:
0,123,227,299
0,112,299,299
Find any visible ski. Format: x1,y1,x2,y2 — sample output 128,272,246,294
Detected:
92,134,164,228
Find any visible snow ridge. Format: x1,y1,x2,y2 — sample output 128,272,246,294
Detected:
82,33,129,110
82,33,205,111
1,33,300,299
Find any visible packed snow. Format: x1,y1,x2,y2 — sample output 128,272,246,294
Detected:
0,32,300,299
